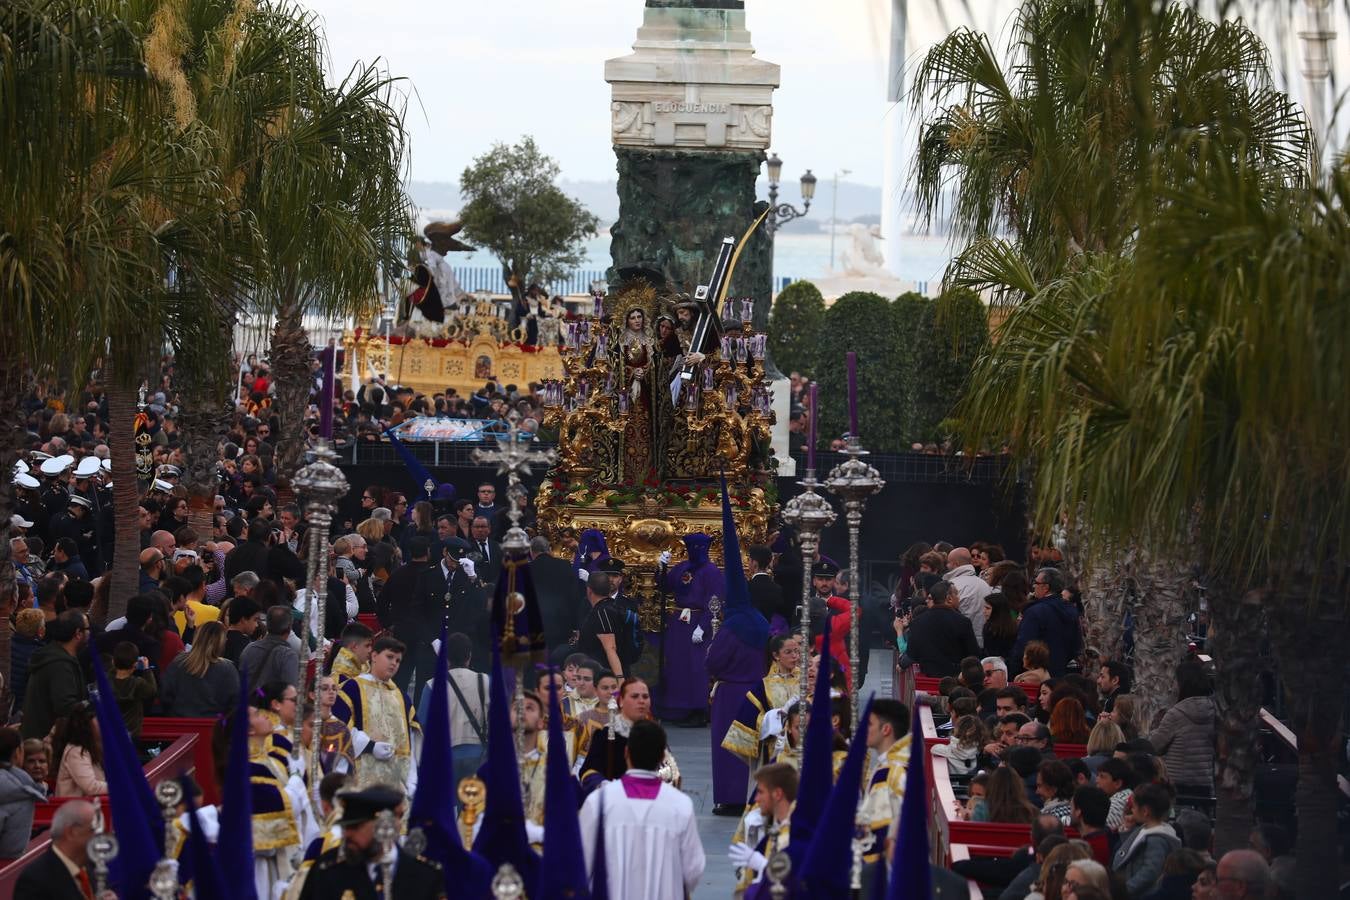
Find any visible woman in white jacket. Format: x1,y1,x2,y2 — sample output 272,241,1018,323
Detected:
932,714,985,776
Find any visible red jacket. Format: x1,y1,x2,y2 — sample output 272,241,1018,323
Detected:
811,594,852,689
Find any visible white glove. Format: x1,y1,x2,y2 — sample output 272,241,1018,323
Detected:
658,551,671,566
460,559,477,579
728,842,767,873
692,626,704,644
577,568,590,582
371,741,395,760
525,821,545,844
432,638,442,656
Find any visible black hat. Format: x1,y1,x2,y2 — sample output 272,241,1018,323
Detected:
441,537,471,558
811,560,839,579
336,786,404,826
597,558,626,574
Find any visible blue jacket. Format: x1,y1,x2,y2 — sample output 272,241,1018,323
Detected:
1011,596,1081,676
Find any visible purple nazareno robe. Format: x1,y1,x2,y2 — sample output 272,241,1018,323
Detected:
705,626,767,804
656,534,724,718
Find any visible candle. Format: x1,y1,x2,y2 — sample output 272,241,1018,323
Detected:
807,382,818,471
846,351,859,438
740,297,754,325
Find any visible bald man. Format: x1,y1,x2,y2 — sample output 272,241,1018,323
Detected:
1215,849,1272,898
946,546,993,641
138,547,166,592
150,529,176,557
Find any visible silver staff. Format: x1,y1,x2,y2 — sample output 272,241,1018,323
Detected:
492,862,525,899
149,780,184,899
88,810,119,898
824,432,883,732
779,470,836,736
375,807,399,896
291,440,349,801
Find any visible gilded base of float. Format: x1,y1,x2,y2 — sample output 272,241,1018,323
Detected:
535,480,773,633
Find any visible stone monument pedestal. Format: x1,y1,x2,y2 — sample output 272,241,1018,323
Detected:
605,0,778,313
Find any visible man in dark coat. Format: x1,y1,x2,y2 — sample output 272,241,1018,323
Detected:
746,544,790,629
224,518,273,583
1010,566,1082,677
298,787,445,900
20,610,89,740
400,538,486,701
528,535,583,655
15,797,98,900
467,516,502,591
904,579,981,677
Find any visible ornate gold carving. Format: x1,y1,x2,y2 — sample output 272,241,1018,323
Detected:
342,330,564,398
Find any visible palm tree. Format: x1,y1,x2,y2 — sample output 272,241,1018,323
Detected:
951,143,1346,887
908,0,1312,717
2,0,256,615
246,41,413,485
114,1,412,519
908,0,1318,856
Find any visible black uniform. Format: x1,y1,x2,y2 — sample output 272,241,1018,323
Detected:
297,846,445,900
50,509,101,577
40,483,70,519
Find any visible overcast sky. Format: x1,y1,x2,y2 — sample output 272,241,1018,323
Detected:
307,0,1350,190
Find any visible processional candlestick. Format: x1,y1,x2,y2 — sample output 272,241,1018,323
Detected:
149,780,184,900
87,814,118,898
778,469,835,737
291,440,349,798
375,808,400,897
471,413,557,785
824,432,883,733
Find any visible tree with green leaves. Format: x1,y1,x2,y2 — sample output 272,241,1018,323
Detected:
911,0,1310,297
2,0,257,616
910,0,1316,856
889,292,927,441
767,280,826,377
956,144,1344,890
910,289,989,443
459,137,599,303
813,291,907,453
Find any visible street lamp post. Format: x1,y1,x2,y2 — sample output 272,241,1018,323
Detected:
761,151,816,388
829,168,851,271
764,152,817,237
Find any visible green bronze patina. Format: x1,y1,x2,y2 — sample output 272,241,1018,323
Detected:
608,147,772,334
645,0,743,8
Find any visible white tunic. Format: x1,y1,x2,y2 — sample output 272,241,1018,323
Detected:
579,770,705,900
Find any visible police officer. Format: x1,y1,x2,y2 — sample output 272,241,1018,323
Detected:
297,786,445,899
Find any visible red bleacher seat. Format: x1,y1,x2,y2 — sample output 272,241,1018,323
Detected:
356,612,382,633
142,717,220,804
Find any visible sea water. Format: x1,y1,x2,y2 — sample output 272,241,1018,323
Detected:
446,231,958,289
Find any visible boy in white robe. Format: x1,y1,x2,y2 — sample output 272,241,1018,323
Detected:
579,719,704,900
330,634,420,796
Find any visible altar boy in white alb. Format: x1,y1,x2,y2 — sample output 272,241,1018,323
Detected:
580,719,705,900
330,634,420,795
